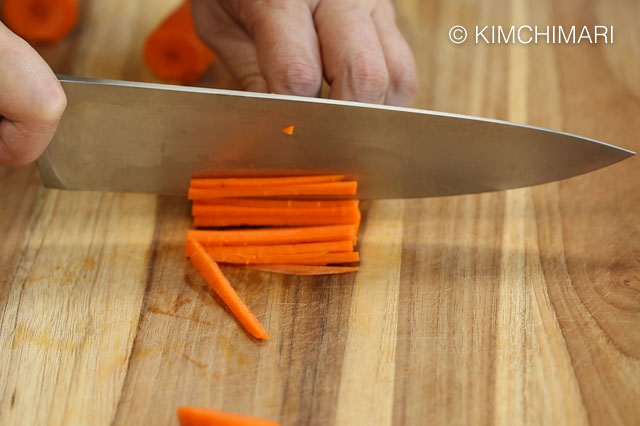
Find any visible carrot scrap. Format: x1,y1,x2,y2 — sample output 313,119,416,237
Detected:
190,175,344,189
245,264,359,275
281,125,295,135
206,250,360,266
2,0,78,44
188,181,357,200
187,225,356,246
177,406,279,426
185,237,268,340
144,0,216,83
204,241,353,257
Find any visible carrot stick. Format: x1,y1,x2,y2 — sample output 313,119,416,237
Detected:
187,225,356,246
144,1,216,83
188,181,357,200
245,264,359,275
177,406,279,426
193,199,359,209
190,175,345,188
192,203,359,218
185,237,268,340
2,0,78,44
206,250,360,265
193,212,360,227
206,241,353,257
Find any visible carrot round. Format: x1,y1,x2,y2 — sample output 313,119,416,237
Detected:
188,181,357,200
185,237,268,340
245,264,359,275
144,1,215,83
2,0,78,44
190,175,345,189
177,406,279,426
187,225,357,246
206,250,360,266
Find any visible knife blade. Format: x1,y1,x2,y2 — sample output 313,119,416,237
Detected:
37,75,634,199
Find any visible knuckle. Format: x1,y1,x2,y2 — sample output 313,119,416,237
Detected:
273,60,322,96
37,79,67,125
390,61,419,98
348,53,389,102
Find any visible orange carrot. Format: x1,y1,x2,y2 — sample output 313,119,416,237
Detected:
192,203,358,218
2,0,78,44
193,199,359,209
245,264,359,275
281,125,295,135
205,241,353,257
144,1,215,83
177,406,279,426
193,212,360,228
187,225,356,246
188,181,357,200
185,237,268,340
206,250,360,265
190,175,344,189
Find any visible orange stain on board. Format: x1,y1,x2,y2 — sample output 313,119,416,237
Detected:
281,124,295,135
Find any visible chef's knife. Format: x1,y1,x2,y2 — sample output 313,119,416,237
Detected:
37,75,635,199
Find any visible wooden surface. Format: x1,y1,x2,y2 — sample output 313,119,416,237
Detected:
1,0,639,424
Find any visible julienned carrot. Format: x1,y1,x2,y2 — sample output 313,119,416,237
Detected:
2,0,78,44
245,264,359,275
206,250,360,265
192,203,359,218
190,175,345,188
206,241,353,257
144,1,215,83
193,212,360,228
185,237,268,340
177,406,279,426
188,225,356,246
193,199,359,209
188,181,357,200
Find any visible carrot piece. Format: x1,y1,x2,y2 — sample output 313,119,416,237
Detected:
190,175,344,189
192,203,359,218
193,212,360,227
185,237,268,340
144,1,216,83
177,406,279,426
187,225,356,246
189,181,357,199
206,250,360,265
206,241,353,258
245,264,359,275
2,0,78,44
281,125,295,135
193,199,359,209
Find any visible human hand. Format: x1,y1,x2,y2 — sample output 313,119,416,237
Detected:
0,22,66,166
192,0,418,106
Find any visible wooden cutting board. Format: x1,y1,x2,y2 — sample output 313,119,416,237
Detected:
1,0,639,425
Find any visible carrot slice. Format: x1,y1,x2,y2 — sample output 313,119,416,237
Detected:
144,1,216,83
281,125,295,135
188,225,356,246
2,0,78,44
193,212,360,227
206,250,360,265
177,406,279,426
245,264,359,275
206,241,353,257
193,199,359,209
192,204,358,218
185,237,268,340
190,175,344,188
188,181,357,200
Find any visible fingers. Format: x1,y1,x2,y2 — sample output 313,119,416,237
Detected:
0,23,66,166
241,1,322,96
372,1,418,106
314,0,389,103
192,0,267,92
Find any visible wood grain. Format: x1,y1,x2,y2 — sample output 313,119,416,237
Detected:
1,0,639,425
